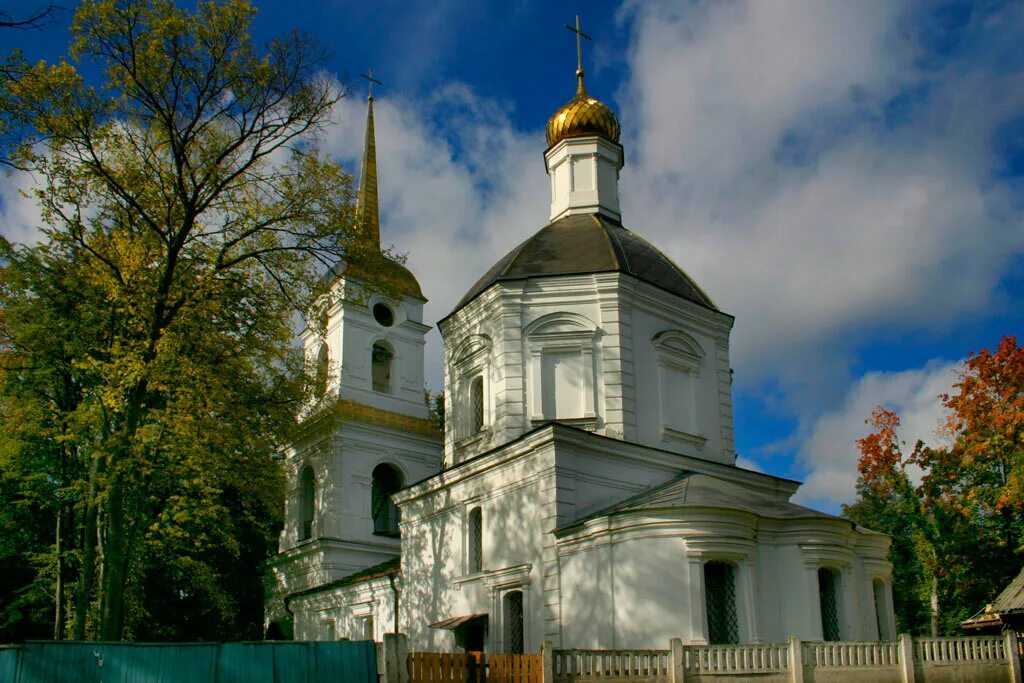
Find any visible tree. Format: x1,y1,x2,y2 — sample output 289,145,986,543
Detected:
0,5,59,30
932,336,1024,557
844,336,1024,636
843,408,933,634
0,0,368,640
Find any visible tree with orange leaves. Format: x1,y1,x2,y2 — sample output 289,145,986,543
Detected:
844,336,1024,636
929,336,1024,555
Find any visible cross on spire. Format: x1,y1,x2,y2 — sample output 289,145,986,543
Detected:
565,15,591,76
359,68,383,101
564,15,591,96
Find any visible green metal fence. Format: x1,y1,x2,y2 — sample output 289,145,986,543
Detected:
0,640,377,683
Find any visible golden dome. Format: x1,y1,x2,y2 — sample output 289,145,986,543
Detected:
545,71,621,148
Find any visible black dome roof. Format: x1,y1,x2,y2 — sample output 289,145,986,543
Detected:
453,213,717,312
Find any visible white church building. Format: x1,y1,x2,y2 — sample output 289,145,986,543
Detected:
266,55,896,653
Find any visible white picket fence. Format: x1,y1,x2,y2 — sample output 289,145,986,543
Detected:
803,640,901,667
682,642,789,674
552,648,668,682
547,631,1022,683
914,635,1005,662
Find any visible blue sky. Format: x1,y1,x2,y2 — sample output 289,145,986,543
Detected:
3,0,1023,511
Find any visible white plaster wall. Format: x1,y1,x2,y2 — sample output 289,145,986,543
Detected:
441,273,736,470
302,279,430,419
279,420,439,553
544,136,624,222
270,416,441,615
624,284,735,465
396,435,558,653
291,574,398,641
556,508,893,648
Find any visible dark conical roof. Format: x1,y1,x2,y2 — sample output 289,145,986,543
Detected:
453,213,717,313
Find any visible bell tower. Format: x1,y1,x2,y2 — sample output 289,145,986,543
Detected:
267,74,442,632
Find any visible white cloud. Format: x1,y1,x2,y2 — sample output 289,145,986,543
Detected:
321,86,547,387
0,169,45,245
793,359,958,508
616,0,1024,401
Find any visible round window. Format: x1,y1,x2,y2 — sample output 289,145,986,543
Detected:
372,303,395,327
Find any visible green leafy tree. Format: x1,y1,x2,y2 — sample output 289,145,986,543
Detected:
844,336,1024,636
0,0,367,640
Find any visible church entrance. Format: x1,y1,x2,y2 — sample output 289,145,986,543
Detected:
452,614,488,653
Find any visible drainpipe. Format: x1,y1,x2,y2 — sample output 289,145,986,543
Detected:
388,573,400,633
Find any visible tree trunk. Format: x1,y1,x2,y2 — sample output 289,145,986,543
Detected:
72,454,102,640
99,477,127,640
53,505,65,640
930,573,939,637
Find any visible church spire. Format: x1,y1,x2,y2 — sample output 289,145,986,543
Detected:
356,70,383,251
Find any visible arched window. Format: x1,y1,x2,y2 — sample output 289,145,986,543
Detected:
704,561,739,644
372,341,394,393
371,464,403,536
653,330,704,443
470,376,485,433
503,590,524,654
524,313,597,425
299,465,315,541
314,342,329,399
467,507,483,573
818,567,841,641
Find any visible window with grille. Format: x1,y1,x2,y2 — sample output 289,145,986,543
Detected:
818,567,841,641
372,342,394,393
468,507,483,573
704,561,739,644
371,464,403,536
299,466,315,541
504,590,524,654
470,376,484,433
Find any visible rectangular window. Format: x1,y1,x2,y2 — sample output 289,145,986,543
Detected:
540,350,583,419
663,365,696,433
468,507,483,573
471,376,485,433
818,568,841,641
362,615,374,641
704,561,739,644
372,343,393,393
503,591,524,654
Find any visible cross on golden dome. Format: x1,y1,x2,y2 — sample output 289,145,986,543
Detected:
564,14,591,94
545,15,621,149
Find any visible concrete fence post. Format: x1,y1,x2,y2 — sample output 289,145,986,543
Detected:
1006,630,1022,683
382,633,409,683
668,638,685,683
898,634,916,683
542,641,554,683
788,637,803,683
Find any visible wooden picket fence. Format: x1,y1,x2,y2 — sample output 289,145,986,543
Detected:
408,652,542,683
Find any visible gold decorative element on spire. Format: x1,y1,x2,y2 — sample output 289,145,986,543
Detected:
356,69,383,251
546,16,621,148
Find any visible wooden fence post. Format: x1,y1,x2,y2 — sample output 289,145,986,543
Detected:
898,634,916,683
788,636,803,683
382,633,409,683
542,641,554,683
1007,630,1023,683
668,637,685,683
